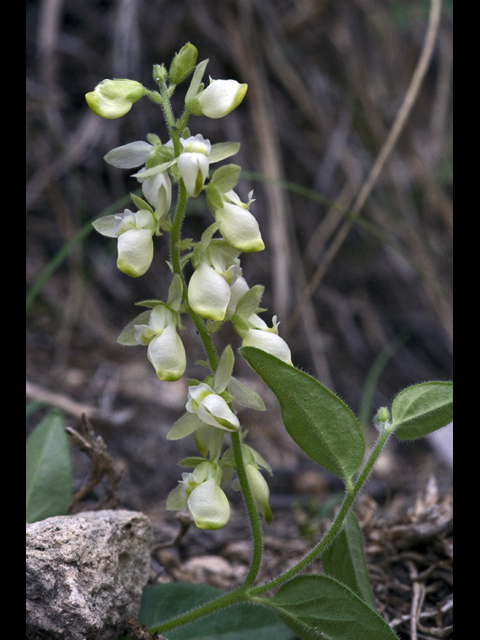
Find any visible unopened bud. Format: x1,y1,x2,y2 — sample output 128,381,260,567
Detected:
169,43,198,85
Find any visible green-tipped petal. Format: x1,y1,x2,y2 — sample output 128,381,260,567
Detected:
188,262,232,321
216,203,264,252
147,325,186,381
197,394,240,431
86,79,145,119
117,228,154,277
197,79,248,119
187,480,230,529
242,329,292,365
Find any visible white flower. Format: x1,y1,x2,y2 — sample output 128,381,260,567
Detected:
147,324,186,381
166,461,231,529
188,242,242,321
241,315,293,364
187,479,230,529
92,208,156,277
214,190,264,253
133,303,186,381
177,134,212,197
186,382,239,432
196,79,248,119
188,261,233,321
104,140,173,214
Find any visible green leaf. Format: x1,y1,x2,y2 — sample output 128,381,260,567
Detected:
209,142,241,164
240,347,365,480
227,376,266,411
130,192,154,213
214,345,235,394
322,511,375,608
259,575,398,640
26,409,72,523
166,412,203,440
117,309,151,345
209,164,242,194
391,381,453,440
139,583,296,640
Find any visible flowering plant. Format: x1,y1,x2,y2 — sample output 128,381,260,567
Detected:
86,43,452,639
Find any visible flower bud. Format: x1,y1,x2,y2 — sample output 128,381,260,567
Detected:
85,79,145,119
169,43,198,84
153,63,168,85
246,465,272,524
191,79,248,119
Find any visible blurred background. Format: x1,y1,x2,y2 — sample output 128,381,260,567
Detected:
26,0,453,513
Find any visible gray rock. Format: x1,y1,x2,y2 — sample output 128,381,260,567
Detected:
26,510,153,640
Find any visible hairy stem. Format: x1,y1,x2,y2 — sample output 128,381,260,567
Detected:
249,423,394,596
231,431,264,588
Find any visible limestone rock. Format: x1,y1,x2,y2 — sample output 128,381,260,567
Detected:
26,509,153,640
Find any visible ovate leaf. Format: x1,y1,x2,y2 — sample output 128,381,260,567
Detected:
26,409,72,523
321,510,375,608
392,381,453,440
240,347,365,480
139,583,296,640
260,575,398,640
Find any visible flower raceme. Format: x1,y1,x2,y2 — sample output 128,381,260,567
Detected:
85,53,295,532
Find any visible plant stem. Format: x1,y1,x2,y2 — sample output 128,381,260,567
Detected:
148,588,249,635
249,423,394,596
231,431,264,588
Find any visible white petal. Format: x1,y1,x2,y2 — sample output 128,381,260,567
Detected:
147,325,186,381
92,214,119,238
217,203,264,252
198,394,240,431
242,330,292,365
117,229,154,277
141,171,172,211
188,262,231,321
177,153,209,197
187,480,230,529
198,80,247,119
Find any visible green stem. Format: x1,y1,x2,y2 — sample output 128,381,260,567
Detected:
249,423,394,596
231,431,264,588
148,588,249,635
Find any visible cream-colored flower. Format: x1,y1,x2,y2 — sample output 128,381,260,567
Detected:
86,79,145,119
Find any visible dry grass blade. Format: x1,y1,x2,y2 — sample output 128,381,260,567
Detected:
285,0,444,338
